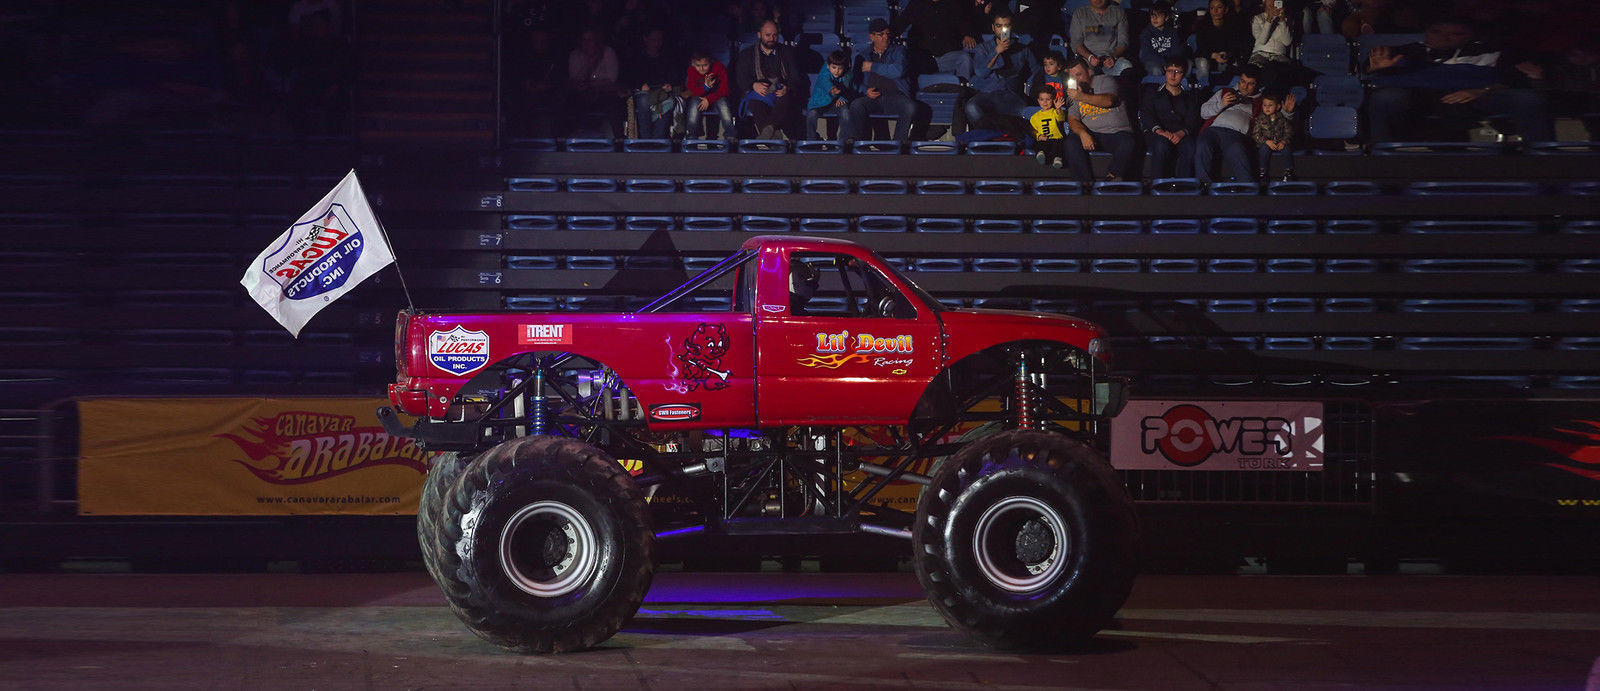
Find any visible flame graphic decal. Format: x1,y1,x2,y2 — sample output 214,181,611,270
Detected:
795,353,870,369
1488,419,1600,482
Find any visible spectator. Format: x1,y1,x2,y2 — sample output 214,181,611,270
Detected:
1522,40,1600,141
733,19,805,138
1304,0,1349,35
1028,83,1068,167
566,27,621,137
625,27,681,138
1195,64,1284,182
1138,2,1190,79
1030,51,1070,103
1250,91,1295,179
1194,0,1253,83
684,49,735,138
1249,0,1298,89
963,11,1032,128
1140,58,1202,177
509,27,565,137
891,0,981,81
1059,57,1139,182
1365,17,1554,143
1070,0,1134,76
849,18,921,142
807,50,861,143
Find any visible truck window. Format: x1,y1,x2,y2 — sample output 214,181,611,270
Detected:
644,252,753,313
790,252,917,319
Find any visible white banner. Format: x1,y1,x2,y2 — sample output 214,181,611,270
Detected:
1110,400,1325,471
241,170,395,337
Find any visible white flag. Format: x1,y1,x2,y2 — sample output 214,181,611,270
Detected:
241,169,396,337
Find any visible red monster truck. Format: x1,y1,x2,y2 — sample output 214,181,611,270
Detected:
380,235,1137,653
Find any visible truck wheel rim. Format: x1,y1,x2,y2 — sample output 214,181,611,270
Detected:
972,495,1069,593
499,500,600,598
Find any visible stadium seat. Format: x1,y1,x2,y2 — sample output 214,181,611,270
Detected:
913,257,966,271
566,296,622,311
1401,258,1536,272
918,92,962,130
1208,181,1260,195
509,177,558,192
624,178,676,193
796,140,845,154
1527,141,1600,155
973,257,1025,272
508,214,558,230
1311,74,1364,107
853,140,904,154
1324,180,1381,195
1400,299,1535,312
1373,141,1506,155
857,215,909,232
1031,218,1082,233
684,178,736,193
681,139,731,153
622,139,672,153
1263,336,1316,350
915,179,967,194
682,257,723,273
799,178,850,194
1207,217,1259,233
567,178,618,192
1091,258,1142,272
1561,220,1600,233
974,218,1024,233
564,216,618,231
741,215,792,232
682,216,735,231
1031,180,1084,195
1559,259,1600,272
564,138,615,153
1149,218,1201,234
1405,180,1543,195
966,140,1018,155
1324,259,1379,272
507,138,558,151
1150,259,1200,273
858,179,909,194
1093,180,1143,195
1265,258,1316,272
1402,220,1537,234
1032,259,1083,272
506,255,560,270
1205,299,1259,312
1209,336,1259,350
566,256,618,270
914,217,966,233
1323,337,1376,351
1090,219,1142,234
624,215,676,230
1265,219,1318,233
742,178,793,193
1265,298,1315,312
1323,297,1376,312
911,140,960,155
1150,177,1202,195
974,179,1023,194
1398,337,1533,351
623,256,676,270
1267,180,1318,195
738,139,788,153
1207,258,1259,273
1307,106,1359,140
800,217,851,233
1324,219,1379,234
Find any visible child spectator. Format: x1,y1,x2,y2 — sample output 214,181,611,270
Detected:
684,50,735,139
806,50,862,143
1029,51,1070,104
1029,84,1067,167
1250,92,1295,180
1138,2,1189,80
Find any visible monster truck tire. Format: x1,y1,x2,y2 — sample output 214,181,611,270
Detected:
417,452,468,587
432,435,653,653
913,429,1138,651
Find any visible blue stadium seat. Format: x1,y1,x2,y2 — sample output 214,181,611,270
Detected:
1567,181,1600,194
974,179,1024,194
911,140,960,155
796,140,845,154
1093,180,1143,195
1561,220,1600,233
567,178,618,192
1401,258,1536,272
622,139,673,153
1031,218,1082,233
506,255,560,270
564,138,616,152
1031,180,1083,195
1405,181,1543,195
1324,258,1379,272
509,177,558,192
1209,337,1259,350
848,178,907,195
1032,259,1083,272
1207,217,1259,233
915,217,966,233
1265,298,1316,312
800,217,850,233
684,178,736,193
683,257,723,273
973,257,1025,272
966,141,1019,155
1324,180,1381,195
1300,34,1351,74
1400,299,1535,312
858,215,909,232
1090,219,1142,234
507,214,558,230
624,215,676,230
1554,376,1600,389
566,256,618,270
1208,181,1260,195
507,138,559,151
1323,297,1376,312
1267,180,1318,195
681,139,731,153
853,140,905,154
1559,259,1600,272
974,218,1024,233
624,178,676,192
1150,177,1202,195
741,215,792,232
623,256,676,269
800,178,851,194
919,92,962,129
1263,337,1316,350
1266,219,1318,233
1265,258,1316,272
1205,299,1259,312
1150,259,1200,273
742,178,793,193
915,179,967,194
1207,258,1259,273
1324,219,1379,234
1090,258,1141,272
566,296,622,311
682,216,735,231
1307,106,1358,140
1398,337,1533,351
1402,220,1537,234
1149,218,1201,234
1323,337,1376,351
564,216,618,231
739,139,789,153
882,257,913,272
1311,74,1364,107
1374,142,1506,155
913,257,966,271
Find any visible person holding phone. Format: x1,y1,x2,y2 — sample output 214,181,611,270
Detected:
1069,0,1133,76
962,10,1033,129
1058,57,1138,182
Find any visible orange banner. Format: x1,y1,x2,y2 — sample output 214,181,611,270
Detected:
78,398,431,516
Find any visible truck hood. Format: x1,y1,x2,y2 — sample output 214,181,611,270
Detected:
937,308,1108,363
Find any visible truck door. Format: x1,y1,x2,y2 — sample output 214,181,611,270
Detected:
755,250,943,426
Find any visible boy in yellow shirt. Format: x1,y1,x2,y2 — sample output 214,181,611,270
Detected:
1029,84,1067,168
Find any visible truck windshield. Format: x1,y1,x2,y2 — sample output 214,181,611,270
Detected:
870,251,942,313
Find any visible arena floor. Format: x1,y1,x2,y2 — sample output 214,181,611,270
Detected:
1,570,1596,689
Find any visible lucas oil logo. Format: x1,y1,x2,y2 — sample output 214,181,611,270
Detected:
264,206,365,301
428,326,489,376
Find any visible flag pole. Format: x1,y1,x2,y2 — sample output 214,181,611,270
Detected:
356,172,416,311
